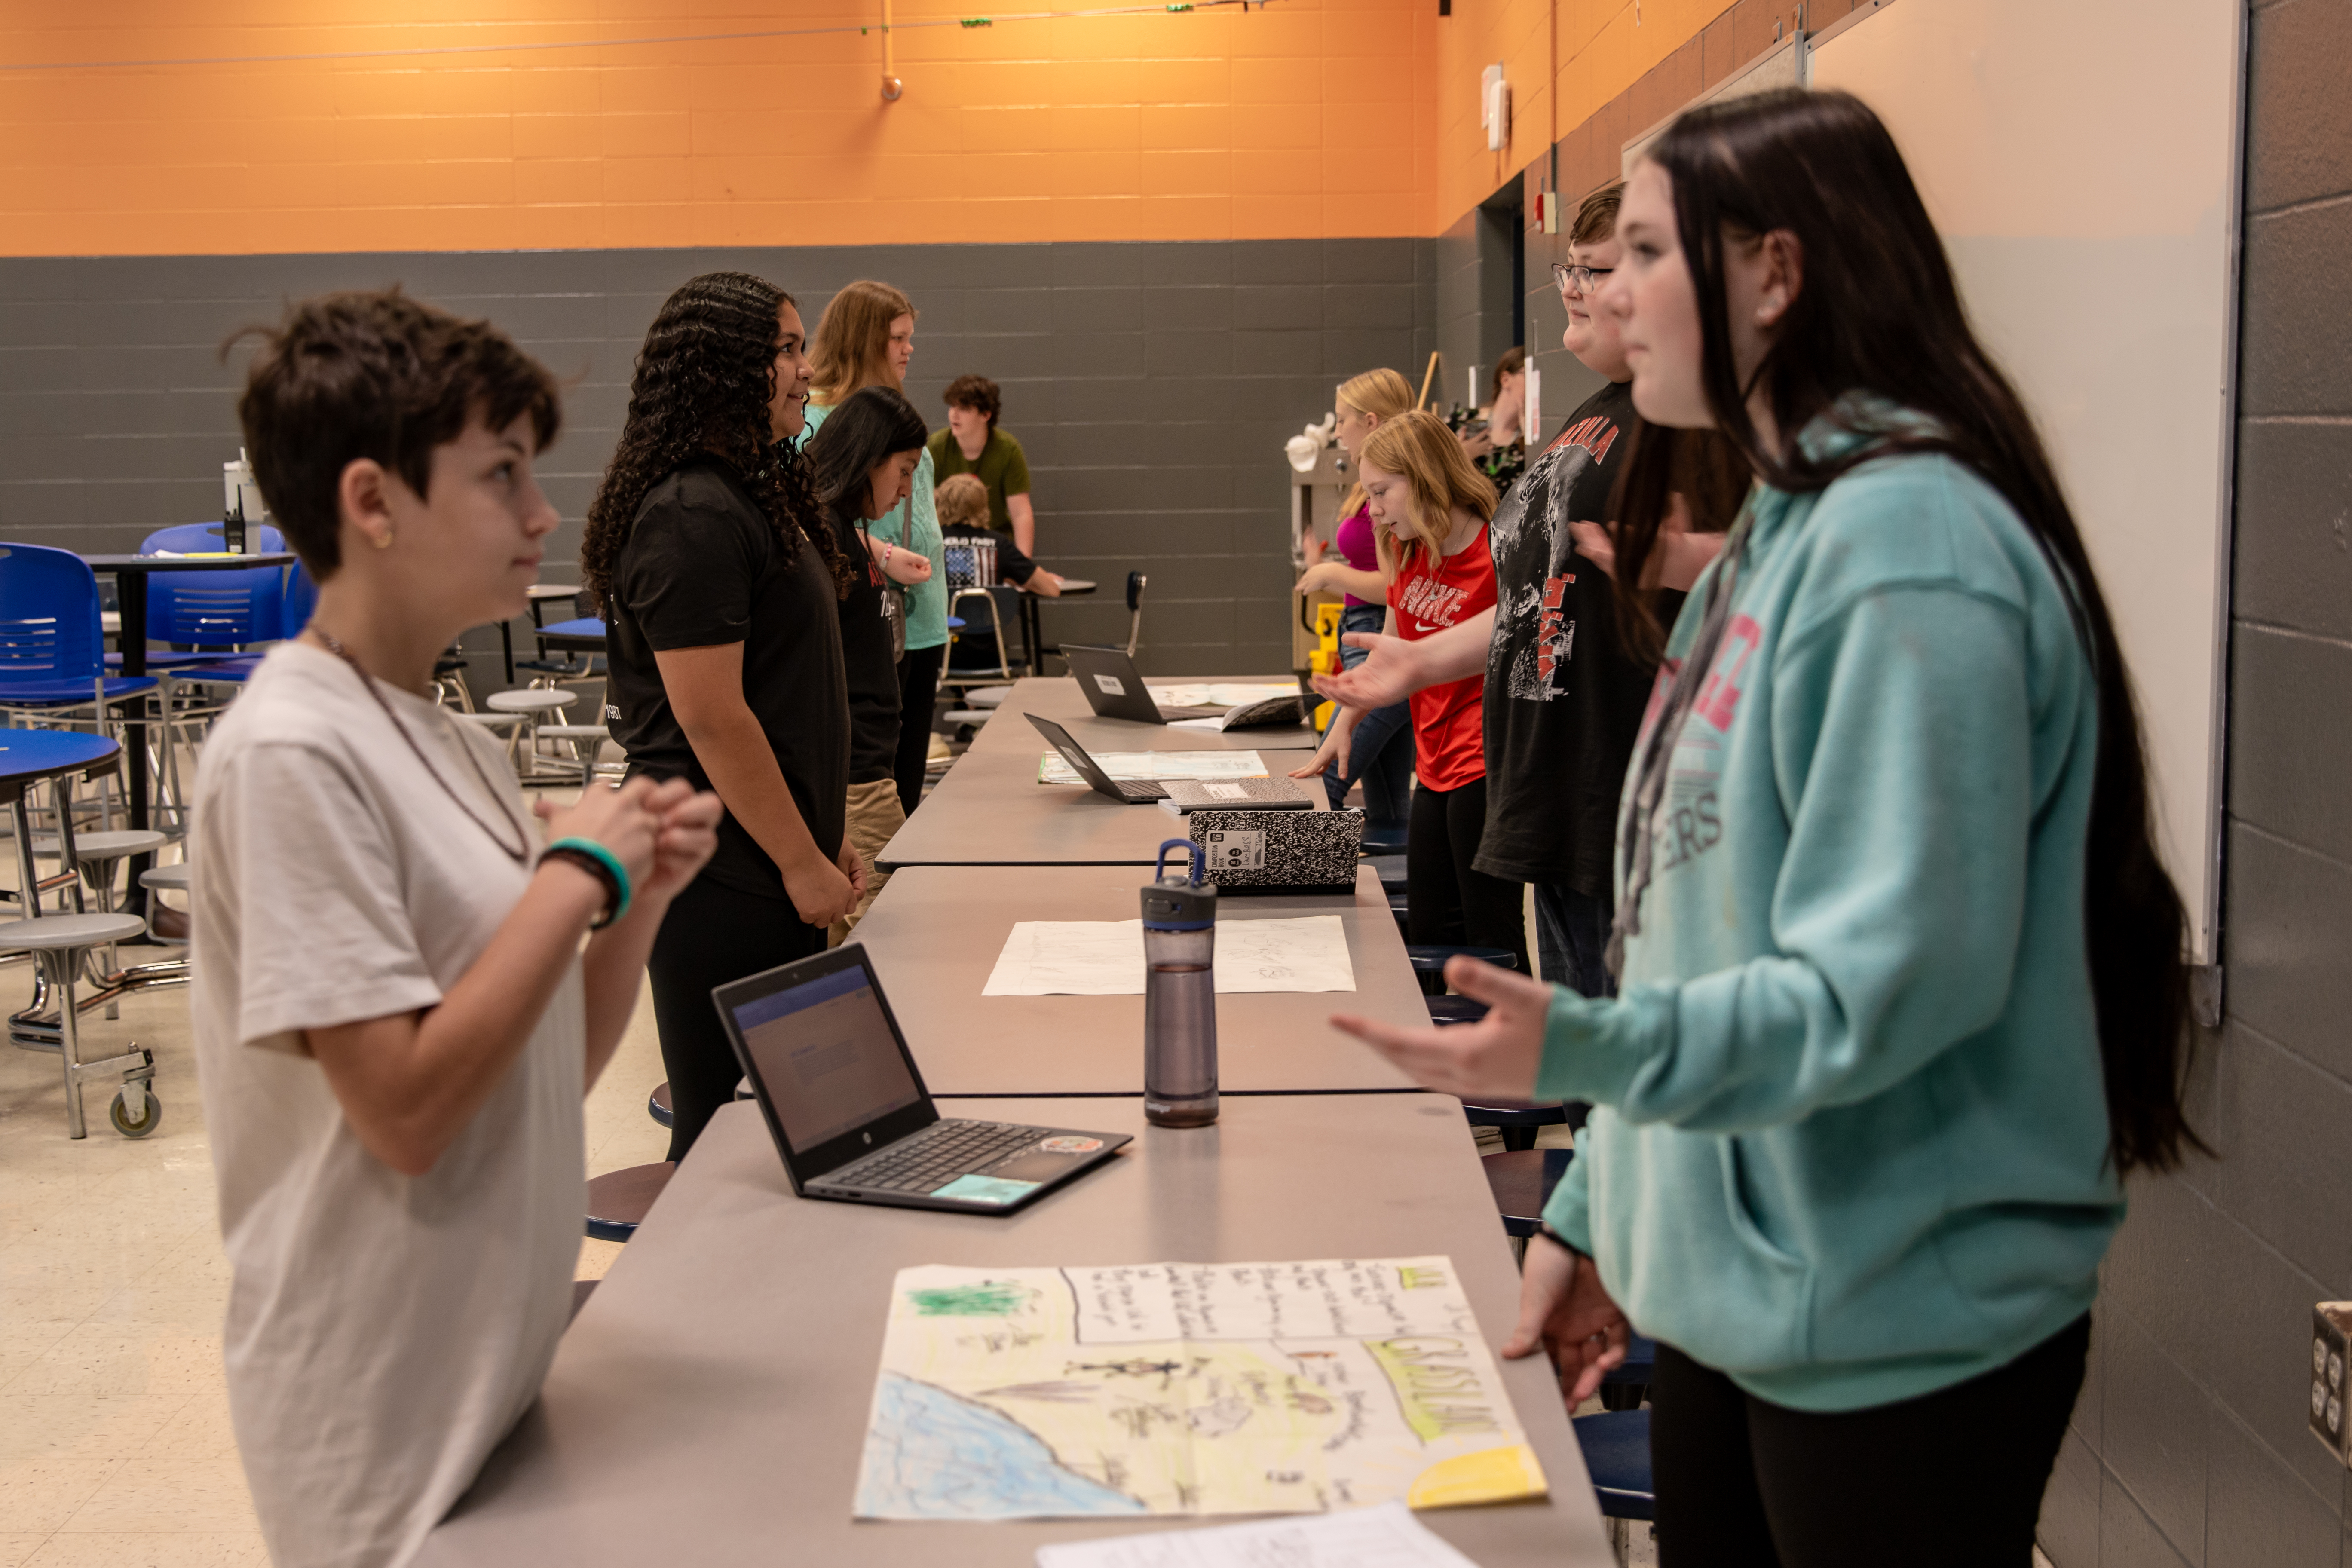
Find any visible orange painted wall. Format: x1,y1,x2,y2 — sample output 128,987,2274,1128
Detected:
0,0,1758,257
1430,0,1741,225
0,0,1439,255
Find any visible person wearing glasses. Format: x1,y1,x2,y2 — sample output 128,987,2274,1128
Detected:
1316,181,1730,1001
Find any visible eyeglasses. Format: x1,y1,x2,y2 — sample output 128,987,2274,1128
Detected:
1552,261,1614,294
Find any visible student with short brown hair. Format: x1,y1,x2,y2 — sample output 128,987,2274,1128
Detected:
199,288,720,1568
928,373,1038,554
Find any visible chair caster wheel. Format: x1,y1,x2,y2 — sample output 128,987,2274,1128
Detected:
109,1081,160,1139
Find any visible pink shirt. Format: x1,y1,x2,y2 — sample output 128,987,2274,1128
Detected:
1334,504,1378,607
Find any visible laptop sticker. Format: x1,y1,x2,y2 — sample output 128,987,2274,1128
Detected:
1203,782,1249,800
1037,1136,1104,1155
931,1174,1041,1205
1093,674,1127,695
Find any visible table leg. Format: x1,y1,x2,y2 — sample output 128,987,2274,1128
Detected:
117,574,151,925
1023,595,1042,677
500,622,515,685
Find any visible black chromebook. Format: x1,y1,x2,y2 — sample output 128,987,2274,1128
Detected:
714,944,1129,1213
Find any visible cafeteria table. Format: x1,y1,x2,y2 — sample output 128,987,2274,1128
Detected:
82,551,297,920
879,740,1322,870
415,1095,1614,1568
850,864,1422,1096
961,674,1320,758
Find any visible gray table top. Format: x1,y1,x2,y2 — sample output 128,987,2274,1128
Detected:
961,676,1321,758
851,864,1422,1096
881,738,1325,871
418,1096,1612,1568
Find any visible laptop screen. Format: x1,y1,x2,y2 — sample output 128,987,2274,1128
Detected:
728,964,923,1155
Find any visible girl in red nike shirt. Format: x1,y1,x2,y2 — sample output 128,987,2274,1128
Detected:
1297,410,1525,969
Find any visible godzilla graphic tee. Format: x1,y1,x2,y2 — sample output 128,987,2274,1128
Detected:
1476,377,1668,897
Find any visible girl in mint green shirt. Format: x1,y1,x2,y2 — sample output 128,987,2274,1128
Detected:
799,281,949,814
1334,90,2199,1565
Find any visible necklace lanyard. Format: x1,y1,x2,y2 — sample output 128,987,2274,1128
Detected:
312,633,531,865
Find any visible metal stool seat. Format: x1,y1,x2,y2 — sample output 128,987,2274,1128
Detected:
139,863,190,891
453,710,525,726
1482,1147,1573,1239
535,723,612,779
1427,994,1488,1026
648,1081,673,1128
487,688,576,714
585,1161,674,1242
36,829,168,860
966,686,1015,709
0,911,159,1139
0,911,149,950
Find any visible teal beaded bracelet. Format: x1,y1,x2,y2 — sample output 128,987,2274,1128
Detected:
544,836,633,929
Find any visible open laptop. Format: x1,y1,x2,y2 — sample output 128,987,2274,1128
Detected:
1063,644,1225,723
1026,712,1173,802
715,944,1129,1213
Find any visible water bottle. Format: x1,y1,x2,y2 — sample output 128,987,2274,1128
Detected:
1142,839,1218,1128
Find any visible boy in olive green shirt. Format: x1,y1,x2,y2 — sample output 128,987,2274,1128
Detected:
930,373,1035,553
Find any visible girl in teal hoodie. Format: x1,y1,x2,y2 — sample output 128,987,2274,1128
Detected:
1335,89,2200,1564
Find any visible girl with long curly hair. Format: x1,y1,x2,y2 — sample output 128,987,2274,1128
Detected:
583,271,862,1160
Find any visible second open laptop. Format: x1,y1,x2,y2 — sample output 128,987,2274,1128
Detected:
1062,644,1224,723
715,944,1130,1214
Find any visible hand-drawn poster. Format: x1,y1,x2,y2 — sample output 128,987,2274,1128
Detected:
854,1257,1547,1520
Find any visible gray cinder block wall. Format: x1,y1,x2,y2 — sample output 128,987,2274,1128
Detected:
0,238,1436,680
2036,2,2352,1563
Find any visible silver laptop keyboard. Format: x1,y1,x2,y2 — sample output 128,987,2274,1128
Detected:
828,1120,1042,1193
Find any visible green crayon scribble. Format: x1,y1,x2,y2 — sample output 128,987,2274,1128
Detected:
909,1280,1031,1317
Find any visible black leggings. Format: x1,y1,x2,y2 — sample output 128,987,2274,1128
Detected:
1406,774,1526,972
892,643,946,816
646,872,827,1162
1651,1314,2090,1567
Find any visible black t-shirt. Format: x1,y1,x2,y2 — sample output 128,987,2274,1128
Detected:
830,506,904,784
1476,379,1677,897
942,521,1040,585
605,459,849,901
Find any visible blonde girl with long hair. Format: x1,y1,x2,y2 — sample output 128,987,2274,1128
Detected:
798,280,949,818
1290,367,1418,828
1294,410,1524,967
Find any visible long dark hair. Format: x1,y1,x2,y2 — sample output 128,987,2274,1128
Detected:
1605,423,1754,661
805,385,932,533
1639,87,2198,1174
581,272,850,610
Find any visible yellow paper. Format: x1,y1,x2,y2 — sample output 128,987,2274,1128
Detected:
855,1257,1547,1520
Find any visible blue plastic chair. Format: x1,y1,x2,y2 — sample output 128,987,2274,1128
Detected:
1573,1408,1655,1526
139,525,285,652
140,523,285,556
0,545,160,713
281,559,316,639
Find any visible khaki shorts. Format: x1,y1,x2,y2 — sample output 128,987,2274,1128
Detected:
829,777,905,945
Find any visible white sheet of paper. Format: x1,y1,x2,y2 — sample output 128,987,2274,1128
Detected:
1034,1502,1484,1568
1148,682,1302,709
1038,750,1268,784
981,916,1355,995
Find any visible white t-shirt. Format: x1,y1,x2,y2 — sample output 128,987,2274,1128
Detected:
190,643,585,1568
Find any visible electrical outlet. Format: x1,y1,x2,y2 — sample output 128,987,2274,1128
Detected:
2309,1304,2352,1465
